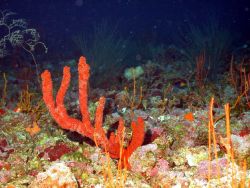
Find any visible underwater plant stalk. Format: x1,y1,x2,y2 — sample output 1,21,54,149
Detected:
0,73,7,106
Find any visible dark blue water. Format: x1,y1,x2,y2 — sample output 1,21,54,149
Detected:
1,0,249,50
0,0,250,84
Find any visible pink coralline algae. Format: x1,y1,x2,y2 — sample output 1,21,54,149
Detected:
38,142,77,161
197,157,227,179
149,159,169,177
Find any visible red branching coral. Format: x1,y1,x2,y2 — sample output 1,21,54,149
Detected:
41,56,145,168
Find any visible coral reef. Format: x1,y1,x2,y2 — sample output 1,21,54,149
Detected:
0,50,249,187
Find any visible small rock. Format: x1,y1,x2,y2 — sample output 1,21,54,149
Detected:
29,161,78,188
129,144,158,173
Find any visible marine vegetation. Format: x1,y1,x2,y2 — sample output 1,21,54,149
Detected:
0,1,250,187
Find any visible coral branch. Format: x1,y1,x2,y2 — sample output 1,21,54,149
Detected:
41,56,145,168
78,57,91,125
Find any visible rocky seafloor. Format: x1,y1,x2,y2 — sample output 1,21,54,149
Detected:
0,59,249,187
